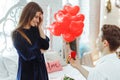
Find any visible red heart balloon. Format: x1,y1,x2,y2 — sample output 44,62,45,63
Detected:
69,6,80,16
64,5,80,16
48,22,62,36
71,14,85,21
74,29,83,37
76,14,85,21
70,21,84,34
62,33,76,42
63,5,72,13
54,11,64,22
58,9,67,15
57,13,71,34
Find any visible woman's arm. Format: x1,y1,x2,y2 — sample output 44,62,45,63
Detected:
12,31,39,61
38,14,46,39
37,14,50,50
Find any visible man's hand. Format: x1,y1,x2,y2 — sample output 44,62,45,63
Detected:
69,58,81,69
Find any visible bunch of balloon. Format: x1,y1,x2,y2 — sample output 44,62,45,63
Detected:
48,4,85,42
48,4,85,63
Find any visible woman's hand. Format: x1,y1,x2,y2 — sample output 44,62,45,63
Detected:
40,49,46,54
38,14,43,27
38,14,46,39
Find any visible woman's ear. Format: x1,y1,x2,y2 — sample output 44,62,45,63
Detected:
103,40,109,47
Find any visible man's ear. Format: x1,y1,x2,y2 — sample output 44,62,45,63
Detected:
103,40,109,47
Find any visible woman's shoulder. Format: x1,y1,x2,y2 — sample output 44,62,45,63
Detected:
12,30,20,36
12,30,24,41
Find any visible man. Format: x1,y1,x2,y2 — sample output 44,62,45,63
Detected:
69,24,120,80
116,47,120,59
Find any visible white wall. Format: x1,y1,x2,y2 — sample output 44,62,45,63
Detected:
89,0,100,48
100,0,120,28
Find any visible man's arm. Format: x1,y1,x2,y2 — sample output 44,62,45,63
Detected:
69,58,89,79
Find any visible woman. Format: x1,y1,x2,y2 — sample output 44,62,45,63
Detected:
12,2,49,80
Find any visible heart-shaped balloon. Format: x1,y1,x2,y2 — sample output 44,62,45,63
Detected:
54,11,64,22
48,22,62,36
58,9,67,15
74,29,83,37
59,14,71,34
76,14,85,21
62,33,76,42
70,21,84,34
71,14,85,21
64,5,80,16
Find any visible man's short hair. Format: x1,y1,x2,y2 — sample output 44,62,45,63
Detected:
101,24,120,51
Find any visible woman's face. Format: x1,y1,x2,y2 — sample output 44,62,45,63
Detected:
30,12,42,27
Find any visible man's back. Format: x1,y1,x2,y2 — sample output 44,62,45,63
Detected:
88,53,120,80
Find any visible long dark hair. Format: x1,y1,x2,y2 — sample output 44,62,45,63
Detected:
12,2,43,44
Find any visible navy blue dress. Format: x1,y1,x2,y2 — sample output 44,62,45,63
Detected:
12,27,49,80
